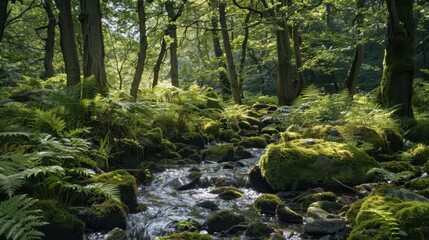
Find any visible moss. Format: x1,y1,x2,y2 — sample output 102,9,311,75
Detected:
254,194,282,215
205,210,245,234
258,139,379,191
187,172,202,181
261,126,279,135
89,200,128,230
424,160,429,172
203,144,234,163
203,121,221,137
211,186,243,200
406,119,429,144
339,126,383,154
418,188,429,199
219,129,241,142
347,193,429,240
309,201,343,213
280,131,302,142
180,132,206,149
34,200,84,240
155,232,211,240
381,128,404,154
275,204,303,223
409,178,429,190
143,127,164,145
411,144,429,165
90,170,138,213
176,219,202,232
298,192,337,207
245,222,273,238
238,120,252,130
239,136,267,148
380,161,414,173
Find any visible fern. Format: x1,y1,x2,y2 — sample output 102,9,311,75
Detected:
0,195,47,240
31,109,66,136
0,173,27,198
83,183,121,203
361,209,401,240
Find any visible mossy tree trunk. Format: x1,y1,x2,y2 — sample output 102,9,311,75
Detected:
55,0,81,87
80,0,107,92
130,0,148,99
380,0,415,118
219,1,242,104
152,38,167,88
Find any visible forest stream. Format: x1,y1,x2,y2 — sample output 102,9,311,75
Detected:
86,148,304,240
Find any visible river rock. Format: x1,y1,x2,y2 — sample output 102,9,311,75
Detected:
257,139,379,191
107,228,126,240
196,200,219,211
245,222,274,238
203,144,235,163
247,165,274,193
239,136,268,148
254,193,282,215
307,207,330,219
275,204,303,223
205,210,245,234
211,186,243,200
304,218,346,235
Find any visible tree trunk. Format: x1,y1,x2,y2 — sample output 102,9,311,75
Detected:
219,2,242,104
80,0,107,92
55,0,80,87
0,0,8,42
239,10,251,99
275,20,294,105
326,3,332,30
345,0,365,96
131,0,148,99
292,22,304,96
165,1,185,88
152,38,167,88
210,15,230,97
380,0,415,118
42,0,55,79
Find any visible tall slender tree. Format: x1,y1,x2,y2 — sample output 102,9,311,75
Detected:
130,0,148,99
219,1,242,104
40,0,56,79
380,0,415,118
0,0,8,42
55,0,80,87
80,0,107,91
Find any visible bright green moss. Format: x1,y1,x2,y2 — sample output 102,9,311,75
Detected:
259,139,379,191
254,194,282,215
411,144,429,165
347,194,429,240
280,131,302,142
219,129,241,142
203,121,221,137
380,161,414,173
239,136,267,148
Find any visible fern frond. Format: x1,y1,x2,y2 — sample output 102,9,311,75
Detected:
66,168,95,178
0,173,27,198
84,183,121,202
0,132,31,139
0,195,47,240
22,165,65,178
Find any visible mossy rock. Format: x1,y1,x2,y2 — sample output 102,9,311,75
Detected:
219,129,241,142
177,146,200,159
258,139,379,191
155,231,212,240
90,170,138,213
176,219,202,233
308,125,342,141
204,210,245,234
238,120,252,130
381,128,404,154
406,119,429,144
409,178,429,190
280,131,302,142
235,146,253,160
347,193,429,240
211,186,243,200
106,228,126,240
309,201,344,213
143,127,164,145
424,160,429,172
380,161,415,173
247,165,274,193
87,200,128,230
203,121,221,138
245,222,273,238
35,200,84,240
254,194,282,215
419,188,429,199
179,132,206,149
239,136,267,148
411,144,429,165
261,126,279,135
275,203,303,223
339,125,383,155
297,192,337,207
203,144,234,163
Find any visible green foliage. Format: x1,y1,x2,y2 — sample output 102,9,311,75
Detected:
270,86,399,132
0,195,47,240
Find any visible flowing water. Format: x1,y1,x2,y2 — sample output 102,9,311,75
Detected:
87,148,304,240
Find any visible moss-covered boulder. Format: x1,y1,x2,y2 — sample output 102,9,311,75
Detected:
155,232,212,240
309,201,344,213
380,160,415,173
381,128,404,154
176,219,202,233
35,200,84,240
203,144,234,163
297,192,337,208
219,129,241,142
411,144,429,165
90,170,138,213
247,165,274,193
347,190,429,240
245,222,273,238
203,120,221,138
239,136,267,148
204,210,245,234
280,131,302,142
179,132,206,149
258,139,379,191
254,194,282,215
86,200,128,230
409,178,429,190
